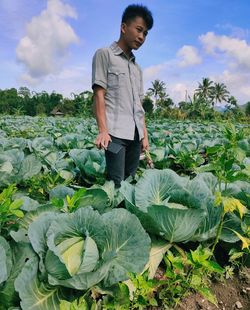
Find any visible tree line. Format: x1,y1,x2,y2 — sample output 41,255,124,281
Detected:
0,87,93,117
0,79,249,119
143,78,250,120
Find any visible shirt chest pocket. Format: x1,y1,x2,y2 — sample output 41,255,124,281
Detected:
107,69,126,89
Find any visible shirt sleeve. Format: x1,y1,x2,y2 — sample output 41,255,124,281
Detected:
92,48,109,90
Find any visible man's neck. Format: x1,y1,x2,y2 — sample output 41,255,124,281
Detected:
116,39,132,58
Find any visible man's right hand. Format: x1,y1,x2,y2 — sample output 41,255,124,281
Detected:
95,132,112,150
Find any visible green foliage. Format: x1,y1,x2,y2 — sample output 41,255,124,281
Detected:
195,77,214,103
60,296,89,310
129,272,162,309
0,116,249,308
142,96,153,114
180,93,213,119
24,172,68,202
246,101,250,117
0,88,93,117
147,79,167,108
197,123,249,188
160,246,223,307
0,185,24,237
194,78,229,107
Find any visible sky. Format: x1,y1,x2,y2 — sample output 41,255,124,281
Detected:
1,0,250,105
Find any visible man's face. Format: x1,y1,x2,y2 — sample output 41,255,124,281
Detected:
121,16,148,50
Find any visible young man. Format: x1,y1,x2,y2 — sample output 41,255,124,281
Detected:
92,4,153,187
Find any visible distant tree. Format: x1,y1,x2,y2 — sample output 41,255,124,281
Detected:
225,96,240,115
246,101,250,116
31,91,48,116
178,101,189,111
211,82,229,106
185,94,212,119
142,96,153,114
72,91,93,116
18,86,31,98
0,88,20,114
148,79,167,107
61,98,76,115
35,103,46,115
48,91,63,114
159,95,174,109
195,77,214,102
227,96,238,107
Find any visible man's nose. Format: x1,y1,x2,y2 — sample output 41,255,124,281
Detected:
138,33,145,42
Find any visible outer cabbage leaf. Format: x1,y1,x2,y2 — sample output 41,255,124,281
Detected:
15,257,69,310
101,208,151,286
191,201,222,242
28,212,59,277
134,169,188,211
121,169,217,243
69,149,105,180
78,188,109,213
0,150,41,186
49,185,75,200
143,238,172,279
0,236,12,284
0,242,35,309
18,154,42,180
11,205,60,244
147,205,205,242
220,213,244,243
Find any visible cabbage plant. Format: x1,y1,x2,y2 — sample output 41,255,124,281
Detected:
12,207,150,309
120,169,223,243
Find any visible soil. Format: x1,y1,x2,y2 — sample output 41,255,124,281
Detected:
174,267,250,310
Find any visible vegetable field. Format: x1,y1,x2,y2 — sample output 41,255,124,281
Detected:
0,116,249,309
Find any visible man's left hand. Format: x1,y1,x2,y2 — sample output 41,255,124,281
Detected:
141,136,149,152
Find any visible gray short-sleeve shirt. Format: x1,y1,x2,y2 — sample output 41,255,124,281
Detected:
92,42,145,140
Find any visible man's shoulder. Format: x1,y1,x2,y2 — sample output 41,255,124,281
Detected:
134,61,142,73
94,46,111,56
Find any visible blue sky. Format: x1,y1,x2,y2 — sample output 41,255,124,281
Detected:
1,0,250,104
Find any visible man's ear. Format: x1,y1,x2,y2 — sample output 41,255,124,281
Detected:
121,22,127,34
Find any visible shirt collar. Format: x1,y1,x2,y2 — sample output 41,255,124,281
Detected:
110,41,135,62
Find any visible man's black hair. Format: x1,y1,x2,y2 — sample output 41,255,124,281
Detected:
122,4,153,30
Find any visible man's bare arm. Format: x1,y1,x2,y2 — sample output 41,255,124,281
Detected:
141,117,149,151
93,85,111,149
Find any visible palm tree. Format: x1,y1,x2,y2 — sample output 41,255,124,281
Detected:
211,82,229,106
148,79,167,107
195,77,214,102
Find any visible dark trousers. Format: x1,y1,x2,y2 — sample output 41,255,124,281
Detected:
105,128,141,187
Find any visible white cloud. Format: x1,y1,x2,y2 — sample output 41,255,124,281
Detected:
16,0,79,83
143,61,197,104
27,65,92,98
143,63,168,81
166,82,195,104
176,45,202,67
142,31,250,105
211,70,250,104
199,32,250,69
216,24,250,40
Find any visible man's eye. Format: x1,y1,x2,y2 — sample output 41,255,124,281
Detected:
137,28,142,32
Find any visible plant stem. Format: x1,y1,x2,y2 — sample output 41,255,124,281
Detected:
211,211,225,254
173,244,186,259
